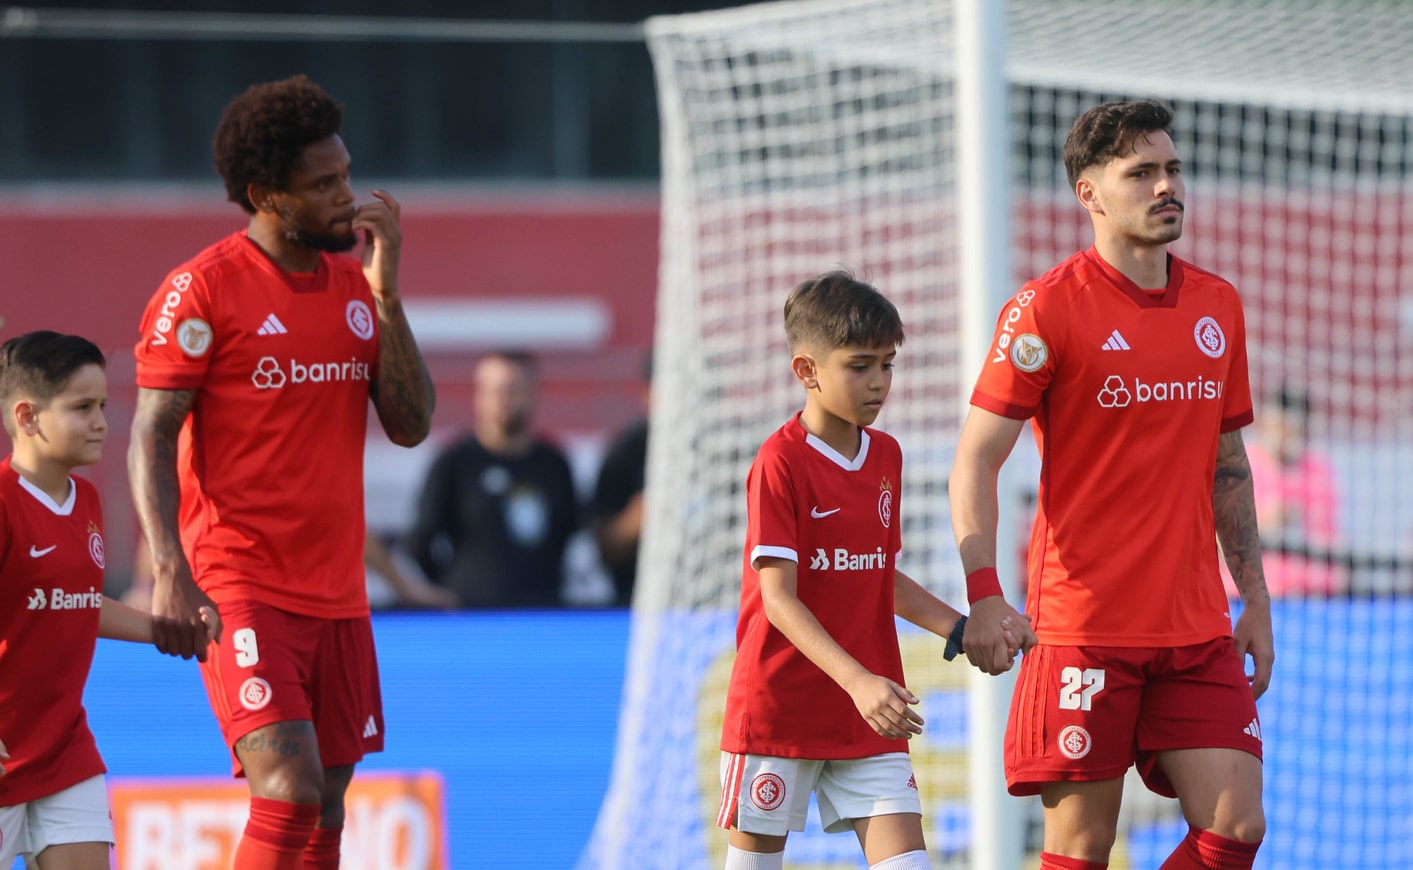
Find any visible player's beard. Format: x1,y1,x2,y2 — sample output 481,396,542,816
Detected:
1140,197,1184,245
279,203,358,253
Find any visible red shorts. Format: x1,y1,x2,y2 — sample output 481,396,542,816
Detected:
1005,637,1261,798
198,599,385,776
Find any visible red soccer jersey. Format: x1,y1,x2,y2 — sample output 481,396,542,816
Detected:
722,415,906,759
0,457,106,805
971,247,1253,646
133,232,378,618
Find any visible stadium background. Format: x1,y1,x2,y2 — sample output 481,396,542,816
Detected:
2,1,1412,869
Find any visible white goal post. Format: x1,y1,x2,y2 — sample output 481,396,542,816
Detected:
584,2,1413,868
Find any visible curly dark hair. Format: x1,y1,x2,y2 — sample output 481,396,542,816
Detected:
1063,99,1174,189
212,75,344,214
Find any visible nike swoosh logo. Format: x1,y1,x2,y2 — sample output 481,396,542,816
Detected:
810,507,841,518
29,545,57,558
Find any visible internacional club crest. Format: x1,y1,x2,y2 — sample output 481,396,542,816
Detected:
87,520,105,569
1058,724,1093,759
750,773,786,811
1193,316,1226,359
346,300,375,340
878,476,893,528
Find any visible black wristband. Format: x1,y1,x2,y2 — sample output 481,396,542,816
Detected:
943,614,967,661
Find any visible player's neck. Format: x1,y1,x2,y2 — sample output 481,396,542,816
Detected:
797,405,861,460
8,450,76,505
246,219,321,274
1094,237,1170,291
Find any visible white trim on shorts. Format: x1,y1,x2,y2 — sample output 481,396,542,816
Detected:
0,775,113,863
719,752,921,836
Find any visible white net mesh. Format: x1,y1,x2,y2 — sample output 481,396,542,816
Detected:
583,1,1413,868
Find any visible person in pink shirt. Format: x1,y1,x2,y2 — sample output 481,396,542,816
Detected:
1243,385,1345,597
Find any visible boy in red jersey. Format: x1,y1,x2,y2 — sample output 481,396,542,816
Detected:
128,76,435,870
0,331,219,869
950,100,1274,870
718,272,1034,870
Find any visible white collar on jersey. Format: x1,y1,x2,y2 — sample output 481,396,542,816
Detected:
17,473,77,516
804,428,871,471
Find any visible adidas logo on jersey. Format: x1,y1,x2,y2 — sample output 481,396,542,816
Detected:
1243,718,1262,742
363,716,379,739
257,314,288,336
1100,330,1131,351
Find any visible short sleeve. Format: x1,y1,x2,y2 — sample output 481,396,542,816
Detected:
970,284,1058,419
746,444,799,567
133,267,216,390
1219,292,1255,432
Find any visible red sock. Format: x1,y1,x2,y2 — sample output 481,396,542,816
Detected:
303,825,343,870
232,797,320,870
1159,826,1261,870
1039,853,1108,870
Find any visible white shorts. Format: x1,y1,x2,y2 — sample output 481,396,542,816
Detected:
718,752,921,836
0,775,114,865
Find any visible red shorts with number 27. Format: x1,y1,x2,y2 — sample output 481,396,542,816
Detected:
1004,637,1262,797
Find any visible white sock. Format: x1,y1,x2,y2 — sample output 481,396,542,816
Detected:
870,849,932,870
724,844,785,870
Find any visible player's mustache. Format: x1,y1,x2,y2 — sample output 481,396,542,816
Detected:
1151,198,1184,213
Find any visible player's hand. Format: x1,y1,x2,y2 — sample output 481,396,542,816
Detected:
400,582,461,610
964,596,1032,675
150,561,220,662
847,673,924,740
1233,597,1274,699
0,736,9,776
353,189,402,303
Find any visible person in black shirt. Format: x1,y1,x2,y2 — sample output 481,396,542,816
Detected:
406,349,578,607
592,354,651,607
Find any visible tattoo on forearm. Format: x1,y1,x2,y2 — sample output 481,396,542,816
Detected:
372,301,436,445
129,389,197,550
1212,430,1269,604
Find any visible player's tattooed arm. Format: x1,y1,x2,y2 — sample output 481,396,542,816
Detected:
371,297,436,447
1214,427,1275,697
129,387,197,563
1213,429,1269,606
130,387,219,661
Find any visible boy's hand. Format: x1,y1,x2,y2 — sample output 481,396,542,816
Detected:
848,674,924,739
198,604,223,646
0,736,8,776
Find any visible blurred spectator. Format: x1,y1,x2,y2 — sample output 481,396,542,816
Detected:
1225,384,1345,597
405,350,579,607
592,353,651,607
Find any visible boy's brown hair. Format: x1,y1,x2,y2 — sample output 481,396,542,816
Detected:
784,271,905,354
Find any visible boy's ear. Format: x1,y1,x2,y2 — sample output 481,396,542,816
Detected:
791,354,818,389
13,399,40,436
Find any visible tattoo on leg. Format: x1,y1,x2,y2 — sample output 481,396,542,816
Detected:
237,724,307,758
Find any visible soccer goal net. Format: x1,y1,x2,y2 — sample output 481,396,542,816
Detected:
583,1,1413,868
